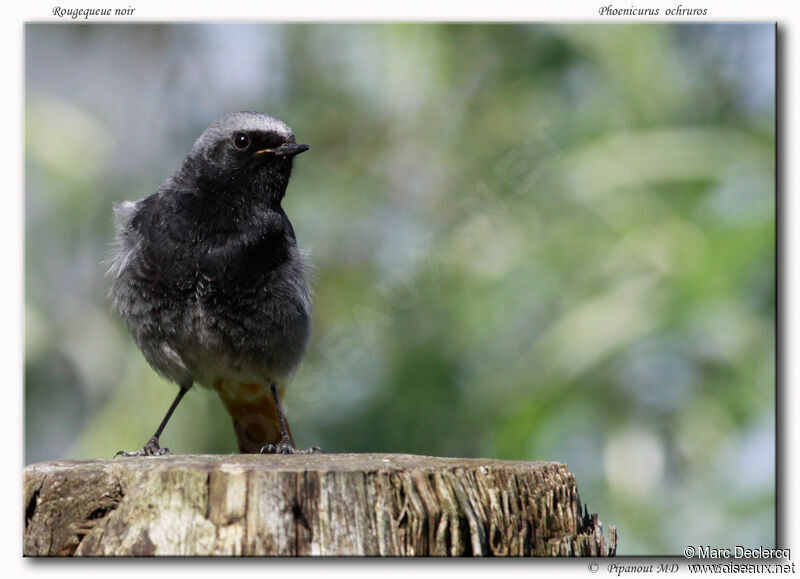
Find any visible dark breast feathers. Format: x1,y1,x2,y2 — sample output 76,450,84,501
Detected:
109,194,312,389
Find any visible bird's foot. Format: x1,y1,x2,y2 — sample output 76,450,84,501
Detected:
260,435,320,455
114,436,172,458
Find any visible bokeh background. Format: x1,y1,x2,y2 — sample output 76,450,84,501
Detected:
24,23,775,555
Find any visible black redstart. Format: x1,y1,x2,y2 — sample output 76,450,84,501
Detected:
108,111,317,456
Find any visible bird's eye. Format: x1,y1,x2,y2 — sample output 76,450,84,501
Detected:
233,132,250,150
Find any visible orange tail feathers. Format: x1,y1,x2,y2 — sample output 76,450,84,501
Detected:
213,380,294,453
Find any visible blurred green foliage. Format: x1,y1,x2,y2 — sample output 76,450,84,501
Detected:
25,23,775,555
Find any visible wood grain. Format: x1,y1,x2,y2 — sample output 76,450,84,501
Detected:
24,453,617,556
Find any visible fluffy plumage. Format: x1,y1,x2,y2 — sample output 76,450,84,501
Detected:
109,111,312,453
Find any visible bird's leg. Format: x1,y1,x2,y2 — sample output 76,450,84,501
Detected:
260,383,320,455
115,384,190,458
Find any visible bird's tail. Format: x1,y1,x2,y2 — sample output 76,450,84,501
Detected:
213,379,294,453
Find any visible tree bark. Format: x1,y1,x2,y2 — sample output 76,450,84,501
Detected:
24,453,617,556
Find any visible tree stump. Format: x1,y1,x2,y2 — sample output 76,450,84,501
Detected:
24,453,617,556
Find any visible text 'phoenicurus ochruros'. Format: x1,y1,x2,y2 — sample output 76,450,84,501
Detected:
108,111,318,456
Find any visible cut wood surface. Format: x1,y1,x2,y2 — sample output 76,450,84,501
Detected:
24,453,617,556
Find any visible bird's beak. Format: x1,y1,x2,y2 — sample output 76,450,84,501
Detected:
254,143,310,157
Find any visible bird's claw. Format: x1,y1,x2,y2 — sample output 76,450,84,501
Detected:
260,435,320,455
114,437,172,458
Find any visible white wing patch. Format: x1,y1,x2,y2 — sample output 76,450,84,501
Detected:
105,200,140,279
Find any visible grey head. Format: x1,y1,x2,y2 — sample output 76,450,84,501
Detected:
181,111,310,206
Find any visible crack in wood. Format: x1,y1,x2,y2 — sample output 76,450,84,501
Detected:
23,454,617,557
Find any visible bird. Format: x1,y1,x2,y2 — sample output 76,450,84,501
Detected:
108,111,317,456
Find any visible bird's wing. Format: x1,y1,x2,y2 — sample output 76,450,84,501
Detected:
105,200,141,279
